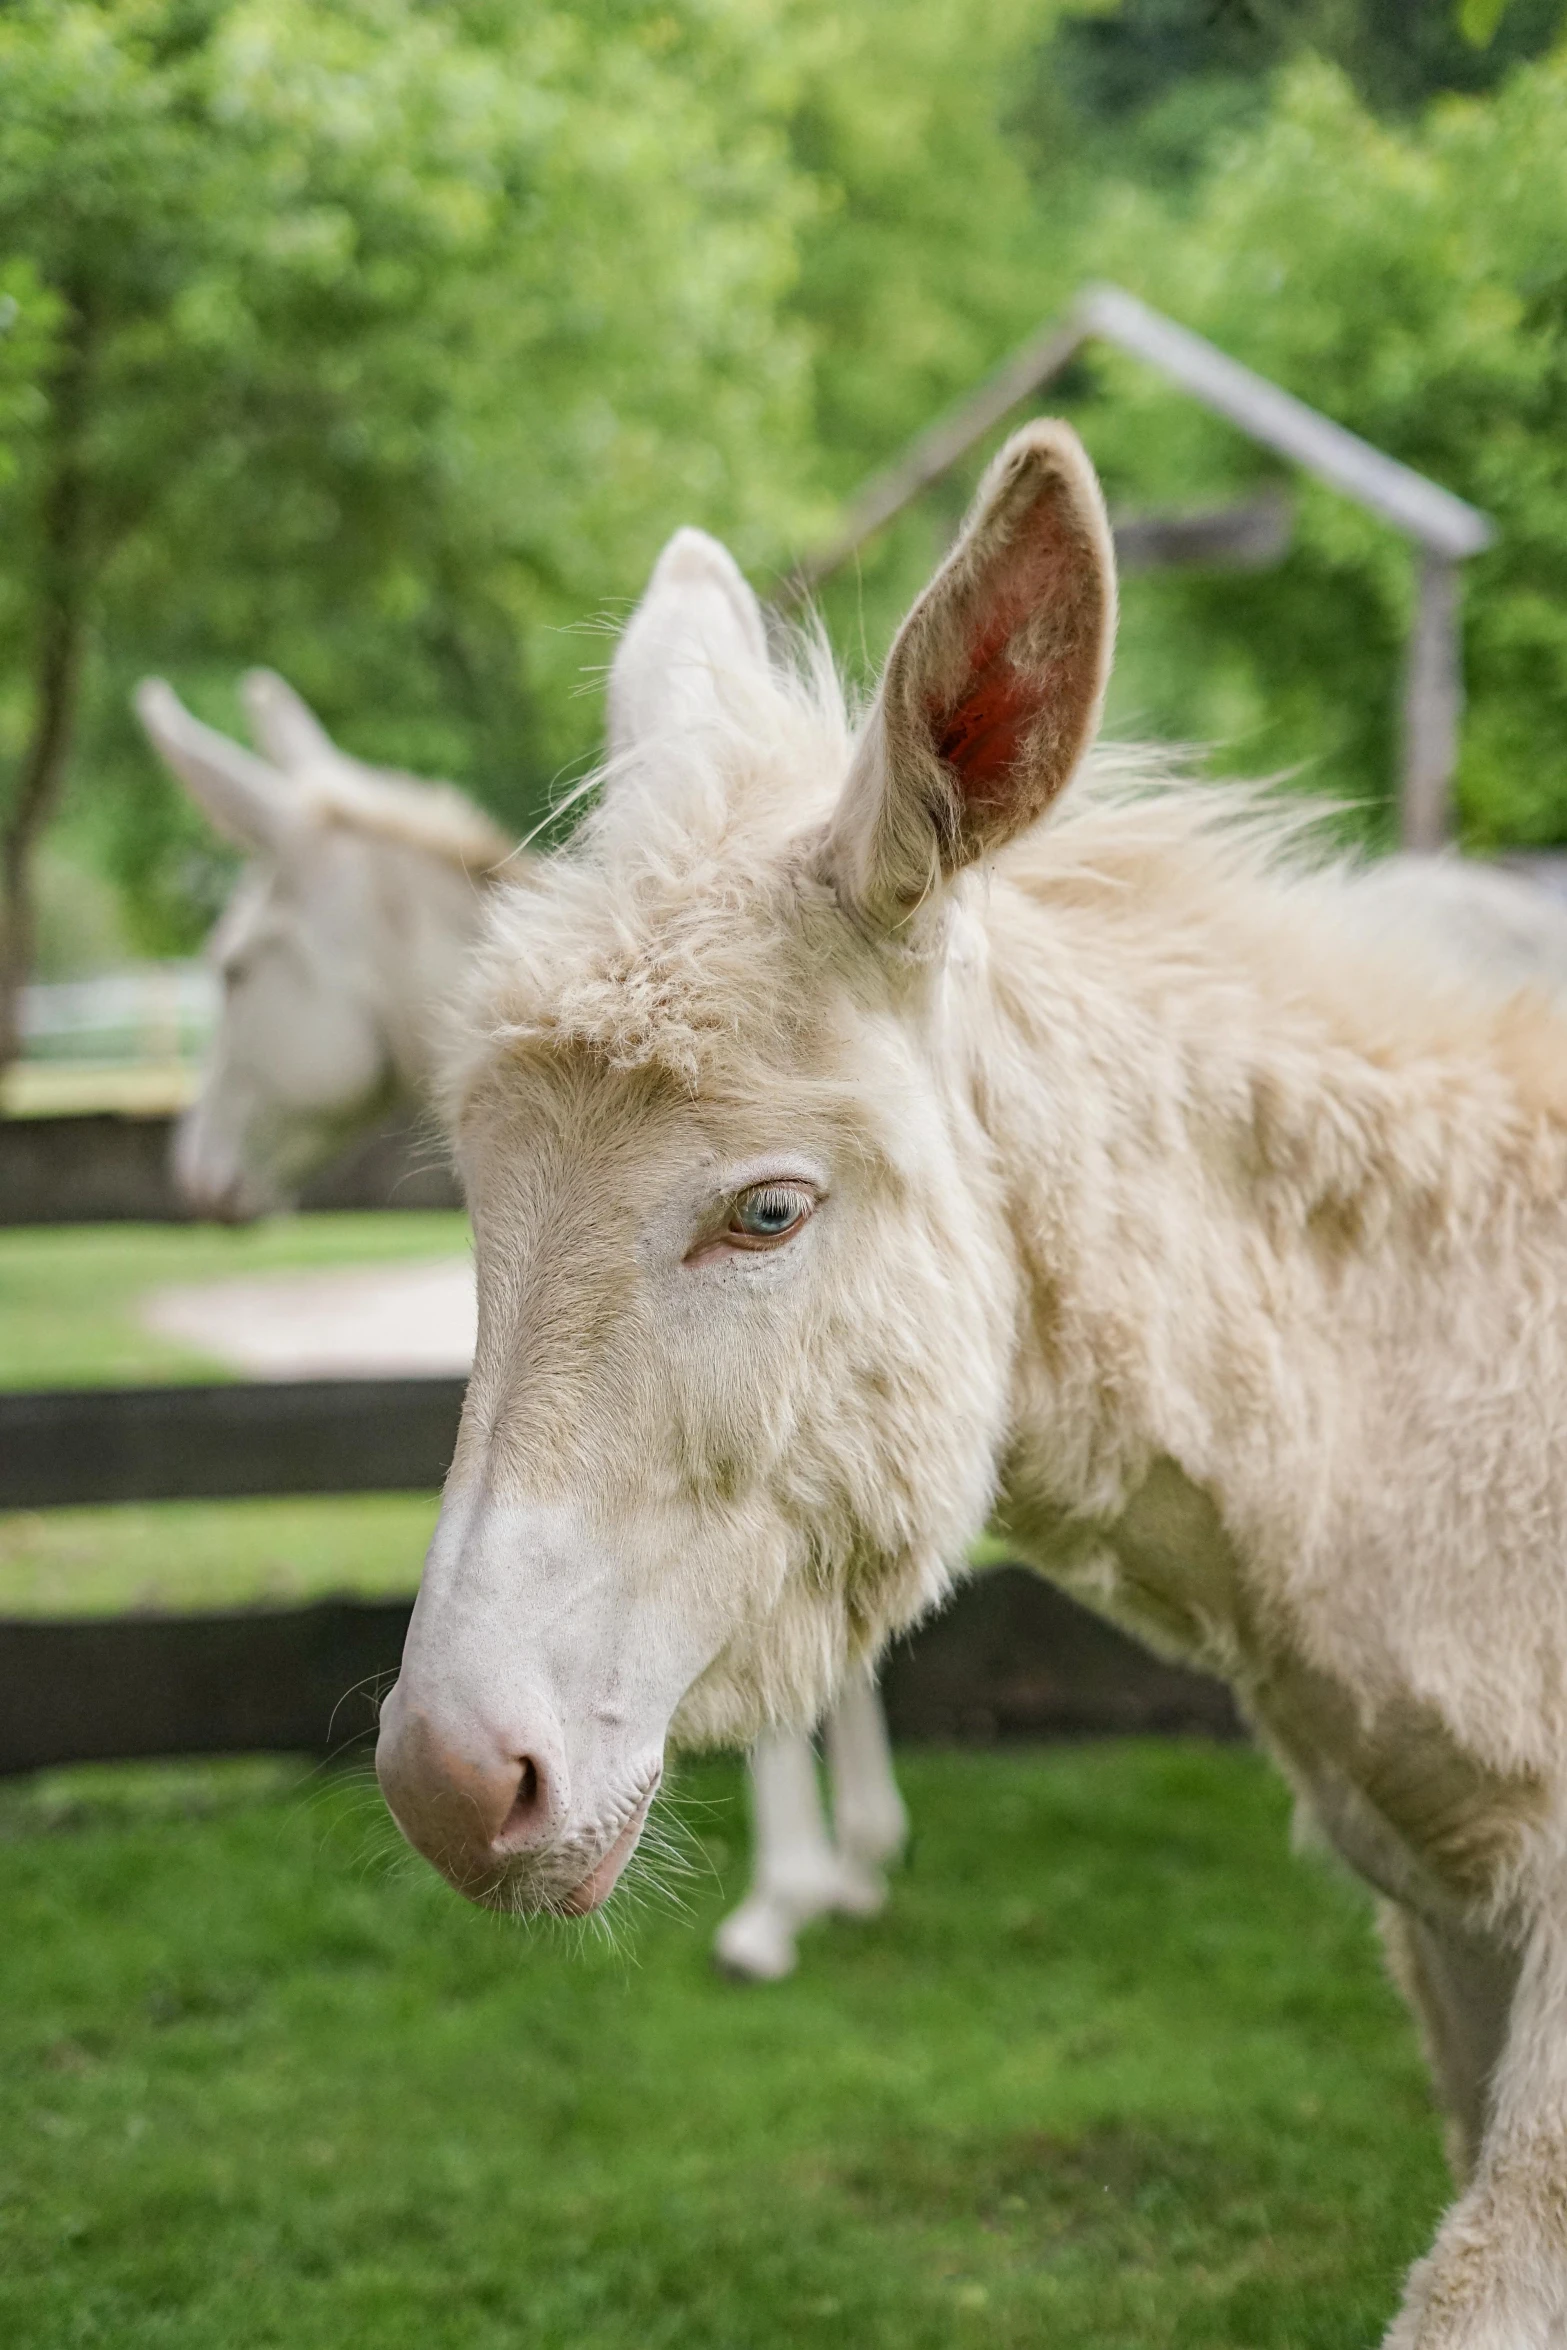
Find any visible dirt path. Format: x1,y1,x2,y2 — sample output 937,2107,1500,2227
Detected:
140,1258,475,1379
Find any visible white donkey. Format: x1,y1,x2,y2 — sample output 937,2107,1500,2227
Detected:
380,429,1567,2346
136,671,907,1977
134,674,512,1223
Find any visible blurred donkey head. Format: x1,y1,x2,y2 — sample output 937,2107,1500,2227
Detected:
136,673,511,1219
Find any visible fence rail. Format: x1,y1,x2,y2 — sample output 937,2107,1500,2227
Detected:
0,1570,1238,1780
0,1105,461,1224
0,1376,465,1510
0,1374,1238,1776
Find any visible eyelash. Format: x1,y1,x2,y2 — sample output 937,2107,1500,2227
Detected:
723,1181,817,1249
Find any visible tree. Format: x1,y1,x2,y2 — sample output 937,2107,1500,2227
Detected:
1035,49,1567,845
1012,0,1567,194
0,0,818,1049
0,0,1080,1030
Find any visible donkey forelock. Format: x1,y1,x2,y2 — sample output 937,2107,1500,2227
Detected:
449,626,860,1100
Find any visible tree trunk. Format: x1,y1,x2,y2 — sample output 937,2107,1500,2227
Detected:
0,315,90,1079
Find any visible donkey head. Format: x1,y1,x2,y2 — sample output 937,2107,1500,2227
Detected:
377,424,1116,1913
137,673,500,1220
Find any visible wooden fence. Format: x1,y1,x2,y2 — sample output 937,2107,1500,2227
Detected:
0,1103,460,1225
0,1113,1237,1777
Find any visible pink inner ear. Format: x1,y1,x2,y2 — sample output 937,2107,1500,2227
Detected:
923,526,1077,813
929,600,1039,806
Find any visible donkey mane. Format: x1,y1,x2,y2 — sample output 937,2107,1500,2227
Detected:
459,626,1567,1158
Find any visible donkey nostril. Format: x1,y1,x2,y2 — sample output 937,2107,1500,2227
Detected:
495,1755,547,1849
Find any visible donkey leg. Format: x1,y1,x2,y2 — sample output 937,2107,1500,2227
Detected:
1378,1902,1521,2183
822,1667,909,1916
712,1729,847,1982
1381,1899,1567,2348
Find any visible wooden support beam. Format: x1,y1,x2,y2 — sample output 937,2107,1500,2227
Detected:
1110,489,1292,574
1400,552,1464,852
785,313,1090,597
1080,288,1494,561
787,283,1493,594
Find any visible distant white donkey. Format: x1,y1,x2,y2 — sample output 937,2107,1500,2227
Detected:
136,671,906,1975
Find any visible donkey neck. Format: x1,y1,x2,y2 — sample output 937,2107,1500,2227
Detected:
352,830,496,1101
962,842,1567,1688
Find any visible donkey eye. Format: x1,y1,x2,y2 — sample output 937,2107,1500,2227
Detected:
726,1182,815,1247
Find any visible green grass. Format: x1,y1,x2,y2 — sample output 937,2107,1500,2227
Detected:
0,1744,1447,2350
0,1214,460,1618
0,1493,439,1616
0,1213,470,1389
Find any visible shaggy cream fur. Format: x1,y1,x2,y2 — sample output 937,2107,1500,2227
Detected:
140,665,908,1976
395,424,1567,2343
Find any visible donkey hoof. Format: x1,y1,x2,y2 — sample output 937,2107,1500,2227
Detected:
712,1903,799,1982
828,1862,889,1919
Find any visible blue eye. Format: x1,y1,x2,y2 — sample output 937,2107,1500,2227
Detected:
728,1183,814,1245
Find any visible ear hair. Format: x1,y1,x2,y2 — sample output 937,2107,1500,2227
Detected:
134,679,303,855
241,670,340,774
607,527,770,760
825,421,1116,924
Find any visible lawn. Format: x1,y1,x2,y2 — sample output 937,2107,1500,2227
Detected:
0,1221,1450,2345
0,1744,1447,2350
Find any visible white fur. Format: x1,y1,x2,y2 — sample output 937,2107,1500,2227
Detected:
136,672,510,1219
385,422,1567,2342
138,665,899,1973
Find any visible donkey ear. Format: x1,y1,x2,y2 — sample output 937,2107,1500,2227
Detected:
134,679,304,854
607,528,770,758
825,422,1115,923
240,669,340,774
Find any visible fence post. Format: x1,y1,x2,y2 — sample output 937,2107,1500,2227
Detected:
1400,551,1463,852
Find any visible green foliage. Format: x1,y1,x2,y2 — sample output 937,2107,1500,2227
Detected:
1056,53,1567,842
0,262,60,491
1457,0,1567,47
1463,0,1514,41
0,1744,1446,2348
0,0,820,948
1017,0,1567,191
9,0,1567,940
0,0,1066,958
779,0,1056,497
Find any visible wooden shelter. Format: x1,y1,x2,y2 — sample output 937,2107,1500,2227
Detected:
798,284,1496,850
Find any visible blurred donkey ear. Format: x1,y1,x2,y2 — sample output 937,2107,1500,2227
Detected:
134,678,303,855
825,421,1115,924
607,528,770,758
240,669,340,775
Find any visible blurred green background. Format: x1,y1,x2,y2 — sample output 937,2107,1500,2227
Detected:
5,0,1567,1019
